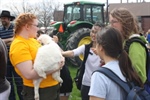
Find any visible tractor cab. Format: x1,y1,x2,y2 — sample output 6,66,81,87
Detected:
50,1,105,66
63,1,105,27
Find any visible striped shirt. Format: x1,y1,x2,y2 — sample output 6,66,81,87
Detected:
0,23,14,51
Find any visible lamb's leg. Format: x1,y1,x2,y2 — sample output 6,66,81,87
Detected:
33,78,43,100
52,71,63,83
34,67,46,79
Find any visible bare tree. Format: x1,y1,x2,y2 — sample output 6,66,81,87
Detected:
5,0,63,33
35,0,63,33
5,0,38,16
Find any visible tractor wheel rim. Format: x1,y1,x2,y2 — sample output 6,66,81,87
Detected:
78,36,91,61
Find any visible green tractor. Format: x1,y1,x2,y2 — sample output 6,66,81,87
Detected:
50,1,105,66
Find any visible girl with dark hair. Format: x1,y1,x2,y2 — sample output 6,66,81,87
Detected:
89,27,143,100
62,22,104,100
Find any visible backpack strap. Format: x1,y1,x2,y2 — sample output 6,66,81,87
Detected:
83,42,92,64
124,37,147,53
96,67,150,100
76,42,92,76
96,67,130,93
124,37,149,82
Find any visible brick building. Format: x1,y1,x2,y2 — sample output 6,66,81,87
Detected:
109,2,150,33
53,10,64,21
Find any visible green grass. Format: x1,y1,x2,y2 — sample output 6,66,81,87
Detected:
68,65,81,100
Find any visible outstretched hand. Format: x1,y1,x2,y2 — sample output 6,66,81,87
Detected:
52,35,59,43
91,48,98,55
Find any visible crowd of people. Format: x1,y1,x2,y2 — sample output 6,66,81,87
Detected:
0,10,23,100
0,6,149,100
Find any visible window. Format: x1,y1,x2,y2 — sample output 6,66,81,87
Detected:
92,6,103,23
72,6,81,20
84,5,91,22
64,6,72,23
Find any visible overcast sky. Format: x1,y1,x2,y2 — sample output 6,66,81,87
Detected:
1,0,150,4
0,0,150,11
58,0,150,3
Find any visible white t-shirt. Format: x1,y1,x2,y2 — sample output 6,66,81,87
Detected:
89,60,126,100
73,44,101,86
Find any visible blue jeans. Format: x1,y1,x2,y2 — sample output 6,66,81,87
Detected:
81,85,90,100
6,63,23,100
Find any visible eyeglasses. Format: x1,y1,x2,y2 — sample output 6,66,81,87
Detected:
109,20,119,25
30,24,39,27
95,22,105,27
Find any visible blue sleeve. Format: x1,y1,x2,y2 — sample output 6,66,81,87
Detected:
89,72,106,99
148,34,150,43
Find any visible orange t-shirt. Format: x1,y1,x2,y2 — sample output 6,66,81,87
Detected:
9,35,58,88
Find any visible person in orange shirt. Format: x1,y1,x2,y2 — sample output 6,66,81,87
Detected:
9,13,64,100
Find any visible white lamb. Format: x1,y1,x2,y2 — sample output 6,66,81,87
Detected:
33,34,63,100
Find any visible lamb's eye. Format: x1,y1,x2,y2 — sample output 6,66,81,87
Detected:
41,43,44,45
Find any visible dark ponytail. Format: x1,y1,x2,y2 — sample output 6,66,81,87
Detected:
118,50,143,87
96,27,143,87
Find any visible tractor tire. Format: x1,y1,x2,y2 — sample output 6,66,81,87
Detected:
66,28,91,66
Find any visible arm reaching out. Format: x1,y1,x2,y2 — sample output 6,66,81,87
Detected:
62,50,74,57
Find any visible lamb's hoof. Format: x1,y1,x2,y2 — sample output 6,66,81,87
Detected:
34,96,39,100
59,79,63,83
60,80,63,84
60,83,62,87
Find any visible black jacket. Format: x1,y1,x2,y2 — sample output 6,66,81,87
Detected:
0,38,10,93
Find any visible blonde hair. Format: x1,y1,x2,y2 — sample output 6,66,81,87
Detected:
14,13,37,35
110,8,139,40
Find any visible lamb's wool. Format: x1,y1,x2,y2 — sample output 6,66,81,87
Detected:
33,34,63,100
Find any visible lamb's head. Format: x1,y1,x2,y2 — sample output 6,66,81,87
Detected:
37,34,53,45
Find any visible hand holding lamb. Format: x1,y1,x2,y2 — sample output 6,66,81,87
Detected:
33,34,64,100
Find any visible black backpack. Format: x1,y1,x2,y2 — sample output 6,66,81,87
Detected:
96,67,150,100
57,42,73,93
60,64,73,93
124,37,150,94
74,43,92,90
